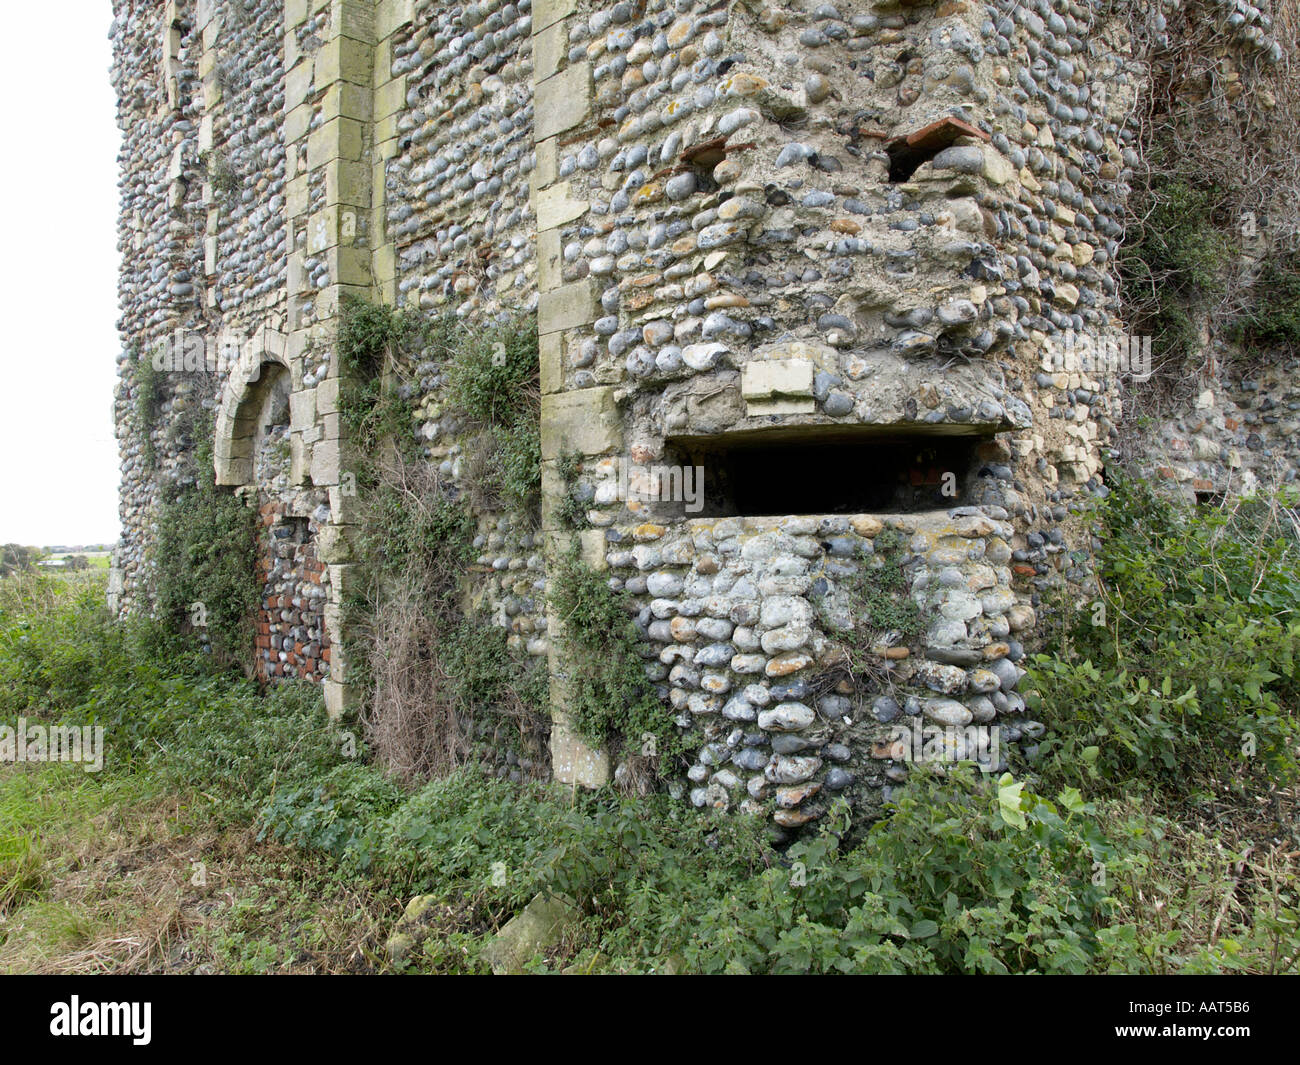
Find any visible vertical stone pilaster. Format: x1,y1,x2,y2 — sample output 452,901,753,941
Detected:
282,0,381,720
530,2,614,787
195,1,221,300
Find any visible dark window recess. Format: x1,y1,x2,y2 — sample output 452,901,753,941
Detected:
668,434,985,517
886,115,989,182
272,515,310,548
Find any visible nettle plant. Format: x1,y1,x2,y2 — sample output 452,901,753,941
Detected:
1026,472,1300,799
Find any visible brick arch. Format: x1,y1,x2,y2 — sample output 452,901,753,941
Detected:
213,331,294,487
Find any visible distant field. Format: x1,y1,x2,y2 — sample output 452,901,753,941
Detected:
46,553,111,570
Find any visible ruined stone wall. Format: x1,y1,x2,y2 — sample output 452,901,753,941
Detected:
1119,0,1299,500
109,0,1295,831
530,0,1145,828
110,0,332,680
112,0,209,609
382,0,550,666
111,0,553,720
1137,360,1300,502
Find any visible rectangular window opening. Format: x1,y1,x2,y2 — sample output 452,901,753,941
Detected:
664,432,987,518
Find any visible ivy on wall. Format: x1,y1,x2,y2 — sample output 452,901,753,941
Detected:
445,315,542,519
551,543,689,783
133,344,164,471
812,526,923,694
152,410,261,670
1232,250,1300,352
1120,2,1300,387
337,296,549,783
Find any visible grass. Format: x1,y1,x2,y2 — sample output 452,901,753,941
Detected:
0,762,399,974
0,567,109,612
0,569,403,973
0,763,176,971
1,481,1297,974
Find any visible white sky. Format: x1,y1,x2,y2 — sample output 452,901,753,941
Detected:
0,4,122,547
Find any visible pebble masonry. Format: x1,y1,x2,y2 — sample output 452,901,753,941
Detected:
109,0,1296,833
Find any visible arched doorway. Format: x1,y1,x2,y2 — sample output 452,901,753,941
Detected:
213,353,331,684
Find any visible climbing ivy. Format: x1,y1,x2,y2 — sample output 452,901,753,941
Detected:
1233,250,1300,353
134,343,164,471
1119,177,1230,372
813,526,923,692
338,295,420,468
337,295,541,515
550,543,689,775
153,410,261,669
444,315,541,518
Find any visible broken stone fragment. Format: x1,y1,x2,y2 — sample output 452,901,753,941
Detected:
479,894,582,975
915,658,972,695
384,893,440,965
777,782,822,808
